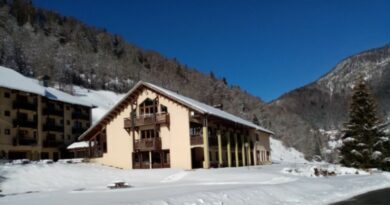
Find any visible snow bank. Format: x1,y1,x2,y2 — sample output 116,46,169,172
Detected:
270,138,307,163
282,164,368,177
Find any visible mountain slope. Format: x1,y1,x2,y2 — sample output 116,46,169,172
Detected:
260,44,390,159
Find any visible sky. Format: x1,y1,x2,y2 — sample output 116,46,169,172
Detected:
33,0,390,102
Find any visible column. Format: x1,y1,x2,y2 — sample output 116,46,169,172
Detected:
247,140,252,166
202,117,210,169
227,131,232,167
241,135,246,166
217,129,222,167
234,133,239,167
149,151,152,169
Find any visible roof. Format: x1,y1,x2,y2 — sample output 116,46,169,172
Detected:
67,141,95,149
79,81,273,140
0,66,94,107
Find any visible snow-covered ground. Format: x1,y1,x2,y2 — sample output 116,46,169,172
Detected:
0,162,389,205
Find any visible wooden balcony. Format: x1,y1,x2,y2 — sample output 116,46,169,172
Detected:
134,138,162,151
43,124,64,132
124,113,169,130
43,140,65,148
13,100,37,111
190,134,203,145
13,119,38,129
72,112,90,120
43,108,64,117
13,136,37,146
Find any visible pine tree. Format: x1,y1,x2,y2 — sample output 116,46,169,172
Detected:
339,77,386,169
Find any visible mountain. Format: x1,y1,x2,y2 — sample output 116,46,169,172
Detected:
0,0,264,122
1,1,389,160
260,44,390,160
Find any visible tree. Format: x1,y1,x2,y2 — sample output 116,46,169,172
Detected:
339,77,387,169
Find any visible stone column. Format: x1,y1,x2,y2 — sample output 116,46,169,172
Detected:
149,151,152,169
202,117,210,169
217,129,222,167
247,140,252,166
227,131,232,167
241,135,246,166
234,133,239,167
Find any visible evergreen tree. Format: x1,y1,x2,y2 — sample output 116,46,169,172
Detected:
339,77,387,169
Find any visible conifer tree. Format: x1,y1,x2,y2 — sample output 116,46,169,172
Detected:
339,77,386,169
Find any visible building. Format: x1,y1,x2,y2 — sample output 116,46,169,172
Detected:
0,66,94,161
76,81,273,169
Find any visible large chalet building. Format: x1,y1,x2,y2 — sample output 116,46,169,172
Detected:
0,66,94,161
77,81,273,169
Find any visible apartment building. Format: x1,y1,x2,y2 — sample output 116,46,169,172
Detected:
76,81,273,169
0,66,94,161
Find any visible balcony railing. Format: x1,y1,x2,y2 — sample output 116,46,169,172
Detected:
72,112,90,120
124,113,170,130
13,136,37,146
72,127,86,134
190,134,203,145
43,108,64,117
43,140,64,148
43,124,64,132
13,119,38,129
13,100,37,111
134,138,162,151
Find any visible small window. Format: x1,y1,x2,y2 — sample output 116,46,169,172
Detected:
66,106,70,110
33,131,37,139
4,110,10,117
4,92,10,98
67,120,70,125
61,135,65,140
67,135,71,140
4,129,10,135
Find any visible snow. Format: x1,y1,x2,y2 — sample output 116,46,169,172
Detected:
0,66,93,107
282,164,368,177
270,138,307,163
144,82,274,134
0,162,389,205
67,141,95,149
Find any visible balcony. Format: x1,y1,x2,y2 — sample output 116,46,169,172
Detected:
13,100,37,111
72,112,90,120
134,138,161,151
43,108,64,117
124,113,170,130
43,123,64,132
13,136,37,146
72,127,86,135
43,140,64,148
190,134,203,145
13,119,37,129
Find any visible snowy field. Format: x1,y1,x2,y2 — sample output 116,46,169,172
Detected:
1,162,389,205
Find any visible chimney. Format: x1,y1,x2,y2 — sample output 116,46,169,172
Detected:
38,75,50,87
213,104,223,110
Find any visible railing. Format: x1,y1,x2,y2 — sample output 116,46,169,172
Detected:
72,127,86,134
43,108,64,117
190,134,203,145
13,100,37,111
124,113,170,130
134,138,162,151
43,124,64,132
43,140,64,148
13,119,38,129
133,162,170,169
13,136,37,146
72,112,90,120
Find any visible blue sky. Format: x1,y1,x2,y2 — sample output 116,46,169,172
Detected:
33,0,390,102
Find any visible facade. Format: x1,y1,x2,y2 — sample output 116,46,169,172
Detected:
0,66,94,160
78,81,273,169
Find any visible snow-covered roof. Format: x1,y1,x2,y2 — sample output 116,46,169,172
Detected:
79,81,273,140
144,82,274,134
67,141,95,150
0,66,94,107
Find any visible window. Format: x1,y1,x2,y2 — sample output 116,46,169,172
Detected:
67,135,71,140
66,106,70,110
140,129,159,139
67,120,70,125
4,92,10,98
160,104,168,113
4,129,10,135
4,110,10,117
33,131,37,139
